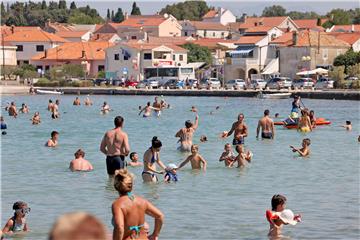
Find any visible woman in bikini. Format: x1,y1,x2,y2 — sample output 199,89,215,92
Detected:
298,109,312,133
112,169,164,240
142,136,167,182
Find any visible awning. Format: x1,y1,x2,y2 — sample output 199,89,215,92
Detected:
261,58,279,75
230,46,254,56
296,68,328,75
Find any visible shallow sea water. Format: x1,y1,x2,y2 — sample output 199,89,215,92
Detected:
1,95,359,240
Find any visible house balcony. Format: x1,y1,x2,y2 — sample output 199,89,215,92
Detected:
226,57,259,66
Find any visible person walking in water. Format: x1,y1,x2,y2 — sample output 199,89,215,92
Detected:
152,97,162,117
257,109,275,139
142,137,167,182
112,169,164,240
298,109,312,133
100,116,130,176
175,113,199,151
222,113,248,145
139,102,160,118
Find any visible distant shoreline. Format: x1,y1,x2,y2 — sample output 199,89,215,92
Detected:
0,86,359,101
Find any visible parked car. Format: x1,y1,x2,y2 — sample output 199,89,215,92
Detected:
345,76,359,81
185,78,198,88
265,77,292,89
207,78,221,89
125,80,139,87
135,79,159,89
94,78,109,86
225,79,247,90
314,78,334,89
291,78,314,89
198,79,209,89
163,79,180,89
250,79,267,89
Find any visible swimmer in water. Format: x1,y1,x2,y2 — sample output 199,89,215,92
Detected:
19,103,29,113
290,138,311,157
142,136,167,182
139,102,160,118
47,99,53,111
200,135,207,142
256,109,275,139
8,102,18,118
84,96,93,106
342,121,352,131
210,106,220,115
51,100,60,119
190,106,198,112
73,97,81,106
297,109,312,133
31,112,41,125
219,143,236,167
1,116,7,130
69,149,94,171
274,113,280,118
231,144,252,168
46,131,59,147
152,97,162,117
177,145,207,171
222,113,248,145
175,114,199,151
309,110,316,128
101,101,111,114
2,201,30,236
128,152,143,167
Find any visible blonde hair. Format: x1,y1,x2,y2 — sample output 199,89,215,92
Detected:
191,144,199,151
49,212,107,240
74,149,85,158
114,169,134,195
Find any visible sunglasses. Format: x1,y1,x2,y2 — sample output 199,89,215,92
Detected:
16,207,31,214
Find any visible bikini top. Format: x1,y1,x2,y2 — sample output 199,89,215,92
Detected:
11,217,25,232
149,148,158,164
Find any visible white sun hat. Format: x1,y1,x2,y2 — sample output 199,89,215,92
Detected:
168,163,178,169
278,209,298,225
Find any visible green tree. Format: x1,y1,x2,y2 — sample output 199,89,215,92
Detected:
327,8,351,25
68,11,103,24
160,1,211,21
41,0,46,10
333,49,360,73
329,66,345,88
48,1,58,10
262,5,286,17
70,1,77,10
131,2,141,15
111,10,115,21
113,8,124,23
287,10,319,20
107,8,111,20
62,64,84,78
1,2,7,24
347,63,360,77
352,8,360,24
181,43,212,65
58,0,66,10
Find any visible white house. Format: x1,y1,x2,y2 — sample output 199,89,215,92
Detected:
202,7,236,25
105,42,188,81
181,20,230,38
56,31,92,42
4,29,68,65
0,40,17,66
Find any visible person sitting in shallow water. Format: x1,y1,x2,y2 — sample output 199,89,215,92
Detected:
128,152,142,167
290,138,311,157
46,131,59,147
2,201,30,237
69,149,93,172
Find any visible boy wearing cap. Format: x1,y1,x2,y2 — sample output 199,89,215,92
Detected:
2,201,30,236
164,164,178,182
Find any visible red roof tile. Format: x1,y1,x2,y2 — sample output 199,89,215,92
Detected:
234,35,266,44
56,31,89,38
4,30,68,43
190,21,228,30
118,15,167,28
229,16,288,30
203,10,217,19
330,24,360,32
328,32,360,45
293,19,327,29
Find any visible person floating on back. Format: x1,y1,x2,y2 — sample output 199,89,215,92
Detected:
290,138,311,157
2,201,30,237
177,144,207,171
69,149,93,172
46,131,59,147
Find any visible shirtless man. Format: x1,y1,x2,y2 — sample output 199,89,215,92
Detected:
20,103,29,113
73,97,81,106
8,102,17,118
175,114,199,151
177,144,207,171
256,109,275,139
31,112,41,125
47,100,53,111
51,100,60,119
222,113,248,145
139,102,160,117
152,97,162,117
69,149,94,171
84,96,93,106
100,116,130,175
46,131,59,147
101,101,111,114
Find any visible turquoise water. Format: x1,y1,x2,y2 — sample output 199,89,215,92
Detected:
1,95,359,240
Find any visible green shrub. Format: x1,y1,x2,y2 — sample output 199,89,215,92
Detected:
350,80,360,89
79,80,93,87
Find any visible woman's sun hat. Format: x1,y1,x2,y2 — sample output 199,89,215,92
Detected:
278,209,298,225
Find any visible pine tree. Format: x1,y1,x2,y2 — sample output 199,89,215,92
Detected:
1,2,5,14
41,0,47,9
131,2,141,15
58,0,66,9
107,9,111,20
70,1,77,10
111,10,115,21
114,8,124,23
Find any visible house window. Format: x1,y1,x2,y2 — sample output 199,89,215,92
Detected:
179,55,183,61
36,45,44,51
322,49,328,59
16,45,23,52
124,55,129,60
45,65,50,71
173,55,176,61
184,31,188,36
114,54,120,60
212,32,215,37
17,60,20,65
23,60,29,64
131,36,137,39
144,53,152,60
98,65,105,71
221,32,224,37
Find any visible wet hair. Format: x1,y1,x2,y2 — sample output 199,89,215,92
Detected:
147,102,151,106
303,138,311,146
74,149,85,158
129,152,137,160
238,113,244,120
275,113,279,117
151,136,162,148
103,101,107,105
271,194,287,211
346,121,351,125
224,143,231,149
264,109,270,116
13,201,28,210
114,169,133,195
49,212,107,240
235,144,243,153
49,100,53,103
185,120,192,128
310,110,314,114
191,144,199,151
51,131,59,138
114,116,124,128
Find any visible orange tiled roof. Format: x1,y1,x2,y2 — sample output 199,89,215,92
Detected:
145,36,193,45
1,25,41,36
90,33,119,42
293,19,327,29
244,26,277,33
234,35,266,44
203,10,217,19
190,21,228,30
118,15,167,28
191,38,237,48
330,24,360,32
4,29,68,42
123,42,188,52
270,32,293,45
31,41,113,61
229,16,288,30
328,32,360,45
56,31,89,38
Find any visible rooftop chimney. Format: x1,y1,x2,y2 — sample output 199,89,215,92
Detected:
241,13,247,23
292,31,298,45
81,50,86,58
44,50,48,58
11,25,15,34
125,12,129,20
96,33,100,40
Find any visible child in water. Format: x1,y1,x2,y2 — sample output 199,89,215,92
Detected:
128,152,142,167
2,201,30,236
231,144,252,168
266,194,301,238
164,164,178,182
342,121,352,131
219,143,236,167
290,138,311,157
177,144,207,171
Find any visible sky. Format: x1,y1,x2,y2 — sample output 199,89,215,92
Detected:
3,0,359,18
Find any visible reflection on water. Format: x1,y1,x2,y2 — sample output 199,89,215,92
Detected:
1,95,359,240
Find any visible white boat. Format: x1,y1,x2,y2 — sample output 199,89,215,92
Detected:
259,92,291,99
36,89,64,95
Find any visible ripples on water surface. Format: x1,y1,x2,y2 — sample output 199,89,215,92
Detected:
1,95,359,239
